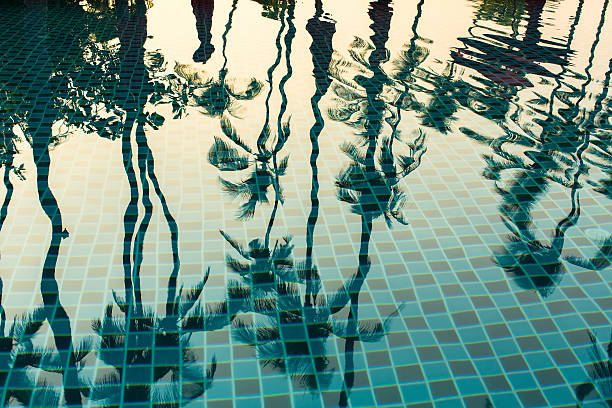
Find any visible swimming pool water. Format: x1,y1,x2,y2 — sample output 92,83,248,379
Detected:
0,0,611,406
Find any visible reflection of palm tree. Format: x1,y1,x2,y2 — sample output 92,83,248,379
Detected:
0,3,135,403
115,0,156,315
221,232,298,287
416,64,471,134
493,171,579,296
171,65,262,119
486,46,610,291
564,57,612,272
219,1,400,390
223,231,399,391
87,7,226,405
481,141,611,295
170,0,262,119
112,0,184,321
32,140,85,406
208,0,294,220
387,0,469,134
304,0,335,306
24,3,87,404
336,130,426,227
212,6,295,312
332,0,417,405
228,272,398,391
89,276,219,407
0,302,63,407
328,0,461,136
458,0,612,296
489,54,612,295
330,3,427,226
575,331,612,406
208,119,289,220
80,5,216,406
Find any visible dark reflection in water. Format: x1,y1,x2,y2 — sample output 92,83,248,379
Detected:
0,286,61,406
575,330,612,405
89,2,223,406
172,1,263,119
28,3,84,405
89,273,219,406
305,0,335,307
191,0,215,63
207,0,291,222
329,0,427,404
0,0,611,406
460,0,612,297
456,0,568,88
492,169,580,296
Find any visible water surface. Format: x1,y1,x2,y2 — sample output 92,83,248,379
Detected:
0,0,611,406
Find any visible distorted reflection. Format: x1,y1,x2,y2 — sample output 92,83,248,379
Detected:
0,286,63,406
328,0,426,405
208,0,293,220
575,331,612,406
459,0,612,296
304,0,335,307
88,272,220,406
172,0,264,119
0,0,611,406
455,0,568,88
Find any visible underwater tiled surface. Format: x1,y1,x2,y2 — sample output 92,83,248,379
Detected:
0,0,611,407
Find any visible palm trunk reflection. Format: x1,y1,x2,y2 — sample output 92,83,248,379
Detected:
304,0,335,307
90,3,224,405
460,0,611,295
338,0,391,404
28,2,83,405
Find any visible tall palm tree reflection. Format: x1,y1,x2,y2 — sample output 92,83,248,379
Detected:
88,272,220,407
304,0,335,307
458,0,612,296
211,0,296,293
206,0,402,393
329,0,425,405
85,3,224,406
207,0,293,221
25,3,88,405
331,0,427,228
